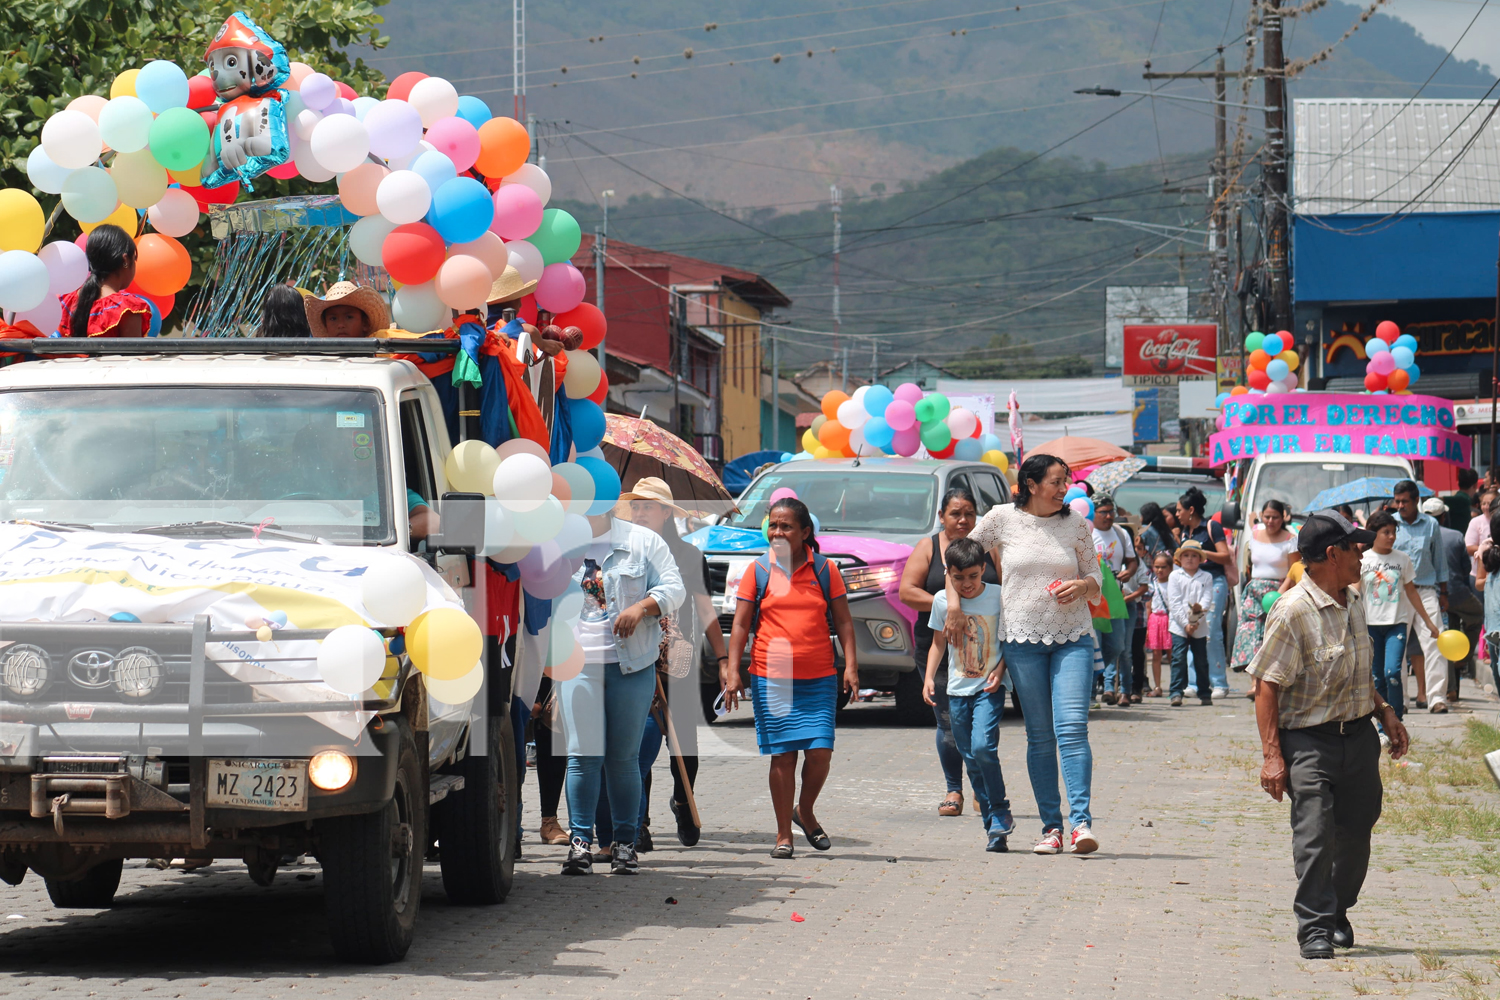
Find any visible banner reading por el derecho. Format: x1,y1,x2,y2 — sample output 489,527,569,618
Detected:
1208,392,1470,467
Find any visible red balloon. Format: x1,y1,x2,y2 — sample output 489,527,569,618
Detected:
335,81,357,102
930,440,957,460
1364,372,1388,392
1247,368,1271,390
1375,320,1400,343
387,72,427,102
198,110,219,133
186,76,219,110
516,293,537,326
127,283,175,319
970,421,982,438
1248,348,1270,370
266,161,299,180
587,370,609,404
553,302,606,350
191,180,239,209
381,223,446,285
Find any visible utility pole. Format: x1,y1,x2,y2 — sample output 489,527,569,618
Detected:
1263,0,1292,332
770,325,781,452
512,0,526,122
595,189,612,365
831,184,842,387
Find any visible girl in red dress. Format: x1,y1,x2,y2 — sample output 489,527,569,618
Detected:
58,224,149,338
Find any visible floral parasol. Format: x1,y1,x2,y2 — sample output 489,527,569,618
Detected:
601,415,736,516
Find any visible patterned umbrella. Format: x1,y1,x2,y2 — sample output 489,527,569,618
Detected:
1303,477,1432,514
602,414,736,515
1085,456,1148,495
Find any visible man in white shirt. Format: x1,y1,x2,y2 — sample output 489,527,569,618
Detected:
1093,494,1138,704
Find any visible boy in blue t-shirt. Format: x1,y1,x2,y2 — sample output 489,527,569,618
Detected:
923,537,1014,852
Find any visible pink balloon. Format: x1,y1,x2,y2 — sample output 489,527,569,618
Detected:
892,425,921,457
433,254,494,310
885,399,916,431
535,262,586,313
490,183,543,240
73,232,88,251
450,231,508,278
424,116,481,173
13,295,61,335
337,162,388,217
1369,352,1396,376
1069,497,1092,518
769,487,799,503
893,382,924,405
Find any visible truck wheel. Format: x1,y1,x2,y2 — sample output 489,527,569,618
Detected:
438,712,518,905
700,682,721,724
44,858,122,908
318,717,424,964
893,669,929,726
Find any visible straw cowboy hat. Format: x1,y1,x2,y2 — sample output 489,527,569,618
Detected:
486,265,539,305
1172,539,1205,566
616,477,692,519
304,281,390,336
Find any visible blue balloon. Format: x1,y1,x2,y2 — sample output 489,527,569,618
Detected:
456,95,493,129
863,416,894,449
953,438,982,461
1266,358,1290,382
1365,337,1389,355
428,176,495,244
1064,485,1088,503
791,451,813,461
1390,345,1415,369
388,633,406,656
863,385,895,416
109,612,141,622
135,60,189,114
1394,334,1418,352
568,397,606,452
412,149,457,194
1215,392,1230,408
1261,333,1284,356
1406,362,1420,385
979,432,1003,453
145,298,162,337
575,456,621,516
811,513,821,534
779,452,793,462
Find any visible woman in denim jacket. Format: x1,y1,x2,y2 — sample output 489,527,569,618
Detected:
557,510,685,876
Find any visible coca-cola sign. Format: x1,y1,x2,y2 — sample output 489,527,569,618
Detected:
1122,324,1218,385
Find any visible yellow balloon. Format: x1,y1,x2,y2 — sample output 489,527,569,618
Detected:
110,69,140,99
406,607,483,681
981,449,1005,468
110,149,169,209
813,445,831,459
168,165,204,188
1289,561,1305,583
996,451,1009,473
81,201,138,235
1437,629,1470,662
0,189,45,253
1278,350,1300,371
444,439,501,494
801,429,819,453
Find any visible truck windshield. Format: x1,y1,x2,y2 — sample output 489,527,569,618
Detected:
731,471,936,534
1253,461,1404,515
0,387,391,544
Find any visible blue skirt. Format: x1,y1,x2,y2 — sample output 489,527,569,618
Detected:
750,673,837,755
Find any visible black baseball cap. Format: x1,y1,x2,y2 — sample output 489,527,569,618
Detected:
1297,510,1376,559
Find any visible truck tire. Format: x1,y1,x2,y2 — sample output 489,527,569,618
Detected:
318,717,424,964
700,681,720,725
893,669,928,726
438,712,518,905
44,858,122,908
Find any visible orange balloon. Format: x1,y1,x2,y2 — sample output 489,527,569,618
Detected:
1230,385,1250,396
820,390,849,421
550,472,572,506
474,117,531,178
1386,367,1410,391
134,234,192,296
818,420,850,451
338,162,388,217
1248,348,1270,370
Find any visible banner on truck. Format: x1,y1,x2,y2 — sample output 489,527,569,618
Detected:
1208,392,1470,467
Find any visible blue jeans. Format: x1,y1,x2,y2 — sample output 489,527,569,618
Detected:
948,689,1011,836
560,660,657,846
1207,575,1229,690
1368,623,1407,720
1003,636,1095,832
1099,622,1131,696
1171,634,1209,699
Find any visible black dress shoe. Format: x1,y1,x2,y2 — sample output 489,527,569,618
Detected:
671,799,700,847
1332,917,1354,949
636,826,654,853
1300,938,1335,960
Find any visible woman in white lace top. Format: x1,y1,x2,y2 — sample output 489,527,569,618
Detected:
947,453,1103,856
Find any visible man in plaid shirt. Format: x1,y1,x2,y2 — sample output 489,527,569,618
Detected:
1248,511,1410,960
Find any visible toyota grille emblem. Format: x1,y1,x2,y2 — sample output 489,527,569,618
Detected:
67,650,116,689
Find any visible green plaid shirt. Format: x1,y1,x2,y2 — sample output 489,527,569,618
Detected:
1246,574,1377,730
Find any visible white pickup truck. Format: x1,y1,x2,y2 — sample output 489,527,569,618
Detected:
0,338,515,964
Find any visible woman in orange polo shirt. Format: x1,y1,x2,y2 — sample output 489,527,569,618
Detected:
725,498,859,858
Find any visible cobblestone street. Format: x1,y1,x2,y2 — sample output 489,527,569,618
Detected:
1,686,1497,999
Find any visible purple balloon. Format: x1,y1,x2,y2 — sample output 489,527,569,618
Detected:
893,382,924,405
365,99,424,160
525,558,577,600
300,73,337,112
892,424,921,457
518,540,564,579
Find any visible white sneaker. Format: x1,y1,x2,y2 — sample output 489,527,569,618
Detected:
1070,825,1099,855
1184,687,1198,699
1212,687,1229,700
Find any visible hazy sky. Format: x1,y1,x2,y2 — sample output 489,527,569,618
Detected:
1384,0,1500,73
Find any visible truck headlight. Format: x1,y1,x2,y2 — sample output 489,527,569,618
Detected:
1,644,51,698
866,620,907,651
113,647,163,700
842,564,898,597
309,749,355,791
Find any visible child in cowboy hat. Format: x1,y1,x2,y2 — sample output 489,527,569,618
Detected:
304,281,391,338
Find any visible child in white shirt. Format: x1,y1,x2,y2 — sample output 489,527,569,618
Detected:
1167,540,1214,707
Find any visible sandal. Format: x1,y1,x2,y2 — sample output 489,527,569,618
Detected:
770,843,794,859
1150,687,1164,698
938,793,963,817
792,806,832,851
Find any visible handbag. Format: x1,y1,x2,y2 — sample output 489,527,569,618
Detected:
657,613,696,680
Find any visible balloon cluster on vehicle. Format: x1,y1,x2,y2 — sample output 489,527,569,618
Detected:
1212,321,1420,412
798,383,1009,468
1359,321,1421,394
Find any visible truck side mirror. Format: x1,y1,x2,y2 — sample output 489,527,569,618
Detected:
1220,501,1243,530
432,492,486,554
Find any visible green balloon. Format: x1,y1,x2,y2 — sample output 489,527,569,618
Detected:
920,422,952,452
927,393,951,422
1262,590,1281,613
530,208,582,265
1245,330,1265,353
913,398,935,423
147,107,209,172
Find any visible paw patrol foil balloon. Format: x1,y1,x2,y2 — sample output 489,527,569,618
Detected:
201,11,292,190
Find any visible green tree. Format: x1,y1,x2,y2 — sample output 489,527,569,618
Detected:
945,332,1093,380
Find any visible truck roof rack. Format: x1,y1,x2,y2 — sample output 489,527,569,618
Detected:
0,337,461,356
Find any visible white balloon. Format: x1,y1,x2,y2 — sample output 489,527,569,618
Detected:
407,76,459,127
283,89,307,120
12,294,61,336
376,169,431,225
505,239,544,283
349,214,398,267
511,495,564,542
554,584,585,623
424,660,484,704
25,146,73,195
41,110,102,170
147,187,200,239
1267,380,1289,394
555,513,592,558
361,557,428,626
317,625,388,696
293,108,324,142
38,241,88,296
390,281,448,331
493,453,552,512
499,162,552,207
60,167,119,224
97,96,153,153
481,497,516,556
291,134,335,182
310,114,371,173
848,425,867,454
836,398,868,429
